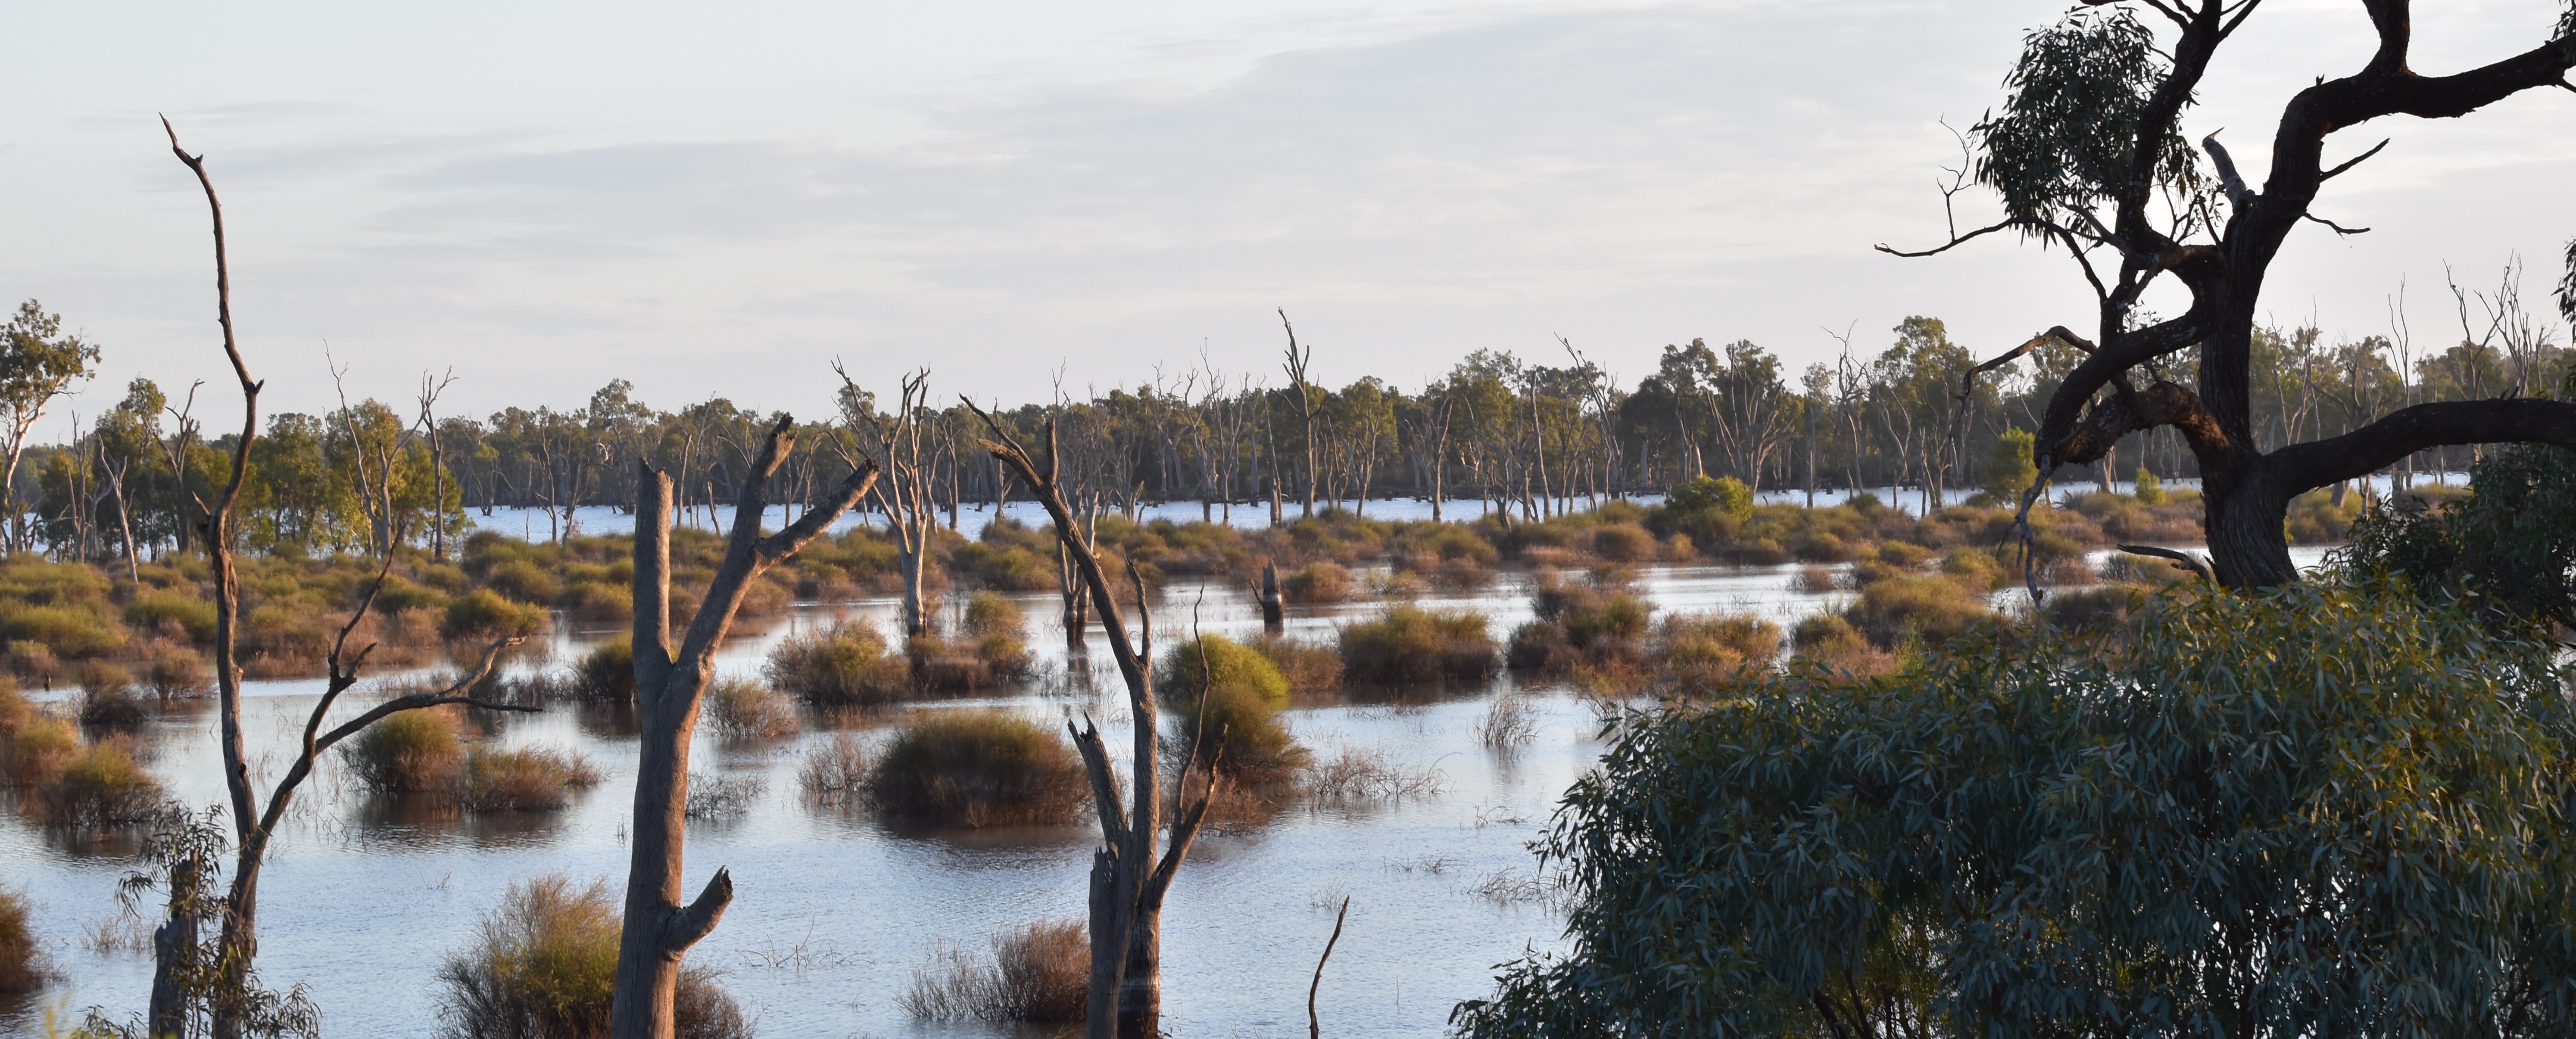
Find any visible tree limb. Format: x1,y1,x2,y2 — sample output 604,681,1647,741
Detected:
663,868,733,952
2267,397,2576,491
1873,219,2017,259
2118,543,2216,583
2319,137,2391,180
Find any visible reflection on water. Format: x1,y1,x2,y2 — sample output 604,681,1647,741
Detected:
0,548,2334,1037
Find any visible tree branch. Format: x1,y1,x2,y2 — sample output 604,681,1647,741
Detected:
2118,544,2216,583
2267,397,2576,491
1874,219,2017,259
663,868,733,952
2319,137,2391,180
1067,714,1129,848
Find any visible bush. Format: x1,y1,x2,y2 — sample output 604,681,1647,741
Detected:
1843,573,1990,648
1255,636,1344,692
0,886,45,994
75,662,147,731
2346,444,2576,632
1160,635,1306,782
768,620,908,706
125,589,218,642
899,919,1087,1025
575,636,634,700
706,679,798,739
445,589,546,641
435,874,749,1039
1457,581,2576,1037
1,712,78,788
1281,561,1357,604
1591,523,1656,564
2133,466,2165,504
344,709,466,793
1984,428,2038,500
0,603,126,658
865,711,1086,827
1339,605,1497,685
462,747,602,811
33,737,163,829
798,733,871,805
144,650,212,699
1658,613,1781,688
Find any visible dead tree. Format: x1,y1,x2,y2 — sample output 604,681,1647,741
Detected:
841,364,936,636
967,400,1222,1039
165,119,536,1039
1279,308,1319,518
609,417,874,1039
417,368,458,561
1882,0,2576,587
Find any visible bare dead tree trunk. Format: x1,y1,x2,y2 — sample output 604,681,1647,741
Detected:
967,402,1221,1039
845,367,936,637
1279,309,1317,519
610,420,873,1039
99,442,139,583
1258,558,1284,633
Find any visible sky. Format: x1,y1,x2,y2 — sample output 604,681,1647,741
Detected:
4,0,2571,436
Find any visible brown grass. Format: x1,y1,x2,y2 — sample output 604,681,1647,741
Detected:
767,620,909,706
865,711,1086,827
31,736,164,830
462,747,602,812
898,919,1087,1025
797,733,871,805
344,708,467,793
706,679,799,739
0,886,50,994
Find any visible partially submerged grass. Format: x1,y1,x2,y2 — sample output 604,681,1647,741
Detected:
31,737,164,830
1160,635,1307,783
767,620,908,706
706,679,799,739
1281,561,1357,603
898,919,1087,1025
798,733,871,806
1304,745,1446,803
1339,605,1497,686
0,886,50,994
685,773,765,820
434,873,749,1039
1476,692,1537,750
865,711,1085,828
1658,613,1781,688
462,747,601,812
74,662,148,732
344,708,467,793
574,635,634,701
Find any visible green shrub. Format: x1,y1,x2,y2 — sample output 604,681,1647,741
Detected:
1281,561,1356,603
2133,467,2165,504
1456,581,2576,1038
865,711,1086,827
0,886,45,994
1159,634,1290,707
1844,573,1990,649
1339,605,1497,685
768,620,909,706
1591,523,1656,563
444,589,545,641
483,558,563,605
33,737,163,829
0,603,126,658
2346,444,2576,632
462,747,602,811
1984,428,2039,500
1159,635,1304,781
125,589,218,641
1658,613,1781,688
368,575,452,616
1,713,78,788
575,635,634,700
344,709,466,793
434,874,748,1039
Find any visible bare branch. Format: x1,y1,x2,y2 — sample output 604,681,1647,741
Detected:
2301,212,2371,236
2201,131,2252,211
1874,219,2016,259
2118,544,2216,583
2318,137,2391,180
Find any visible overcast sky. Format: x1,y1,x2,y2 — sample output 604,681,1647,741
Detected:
5,0,2570,434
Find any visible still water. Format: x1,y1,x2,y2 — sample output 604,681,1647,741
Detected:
0,547,2333,1037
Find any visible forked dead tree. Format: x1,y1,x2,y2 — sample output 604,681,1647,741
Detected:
609,417,875,1039
165,119,535,1039
1881,0,2576,587
840,364,936,636
1279,309,1319,518
967,400,1223,1039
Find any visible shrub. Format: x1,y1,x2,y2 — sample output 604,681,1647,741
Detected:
144,650,212,699
908,636,997,692
1255,636,1344,692
767,620,908,706
1591,523,1656,563
435,874,749,1039
706,679,799,739
798,732,871,805
575,636,634,700
1455,581,2576,1038
1514,574,1653,675
0,886,46,994
1658,613,1781,688
1339,605,1497,686
899,919,1087,1025
865,711,1086,827
344,709,466,793
75,663,147,731
369,575,452,617
33,737,163,829
1281,561,1357,603
2346,444,2576,632
1,713,78,788
445,589,545,641
1844,573,1990,648
0,603,126,658
1160,635,1306,783
1984,428,2039,499
125,589,218,642
462,747,601,811
2133,466,2165,504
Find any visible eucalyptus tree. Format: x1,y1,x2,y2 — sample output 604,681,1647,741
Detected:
1884,0,2576,586
846,366,939,637
1,299,99,553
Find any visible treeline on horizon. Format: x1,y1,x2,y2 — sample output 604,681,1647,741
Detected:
6,300,2562,563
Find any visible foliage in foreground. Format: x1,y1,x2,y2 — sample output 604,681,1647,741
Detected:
2345,442,2576,635
1455,581,2576,1038
434,873,748,1039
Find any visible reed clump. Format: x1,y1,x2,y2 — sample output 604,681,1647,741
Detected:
344,708,467,793
798,732,871,805
0,886,47,995
462,747,602,812
706,678,799,739
433,873,749,1039
1338,604,1497,685
898,919,1087,1025
574,635,634,700
31,737,163,830
0,684,78,789
1509,571,1653,675
1658,613,1782,688
1281,561,1357,603
865,711,1085,827
74,662,149,732
767,620,908,706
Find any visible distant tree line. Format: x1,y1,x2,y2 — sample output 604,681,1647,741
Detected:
3,292,2566,566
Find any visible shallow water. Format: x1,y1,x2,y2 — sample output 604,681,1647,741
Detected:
1,547,2335,1037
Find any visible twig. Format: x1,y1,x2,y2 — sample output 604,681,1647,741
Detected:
1309,896,1349,1039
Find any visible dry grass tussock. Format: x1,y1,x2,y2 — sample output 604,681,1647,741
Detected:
434,873,748,1039
1338,604,1497,685
766,619,908,706
30,735,164,831
898,919,1087,1026
0,683,80,789
865,711,1085,828
1304,745,1446,804
1477,692,1537,750
706,678,799,739
463,747,602,812
0,886,51,994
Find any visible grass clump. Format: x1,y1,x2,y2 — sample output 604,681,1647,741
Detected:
1160,635,1308,783
1339,604,1496,686
1281,561,1357,603
434,873,749,1039
865,711,1085,828
1510,572,1653,675
0,686,78,789
706,678,799,739
767,620,908,706
443,589,546,641
899,919,1087,1025
798,733,871,805
1658,613,1782,688
74,662,148,732
32,737,164,830
344,708,467,793
463,747,602,812
0,886,48,994
574,636,634,700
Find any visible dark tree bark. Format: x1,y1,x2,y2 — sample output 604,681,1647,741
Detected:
1280,309,1318,518
1886,0,2576,587
610,421,873,1039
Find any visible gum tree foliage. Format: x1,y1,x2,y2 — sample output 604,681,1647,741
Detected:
1454,582,2576,1037
1886,0,2576,588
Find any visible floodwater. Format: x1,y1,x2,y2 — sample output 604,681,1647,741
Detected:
0,546,2336,1038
